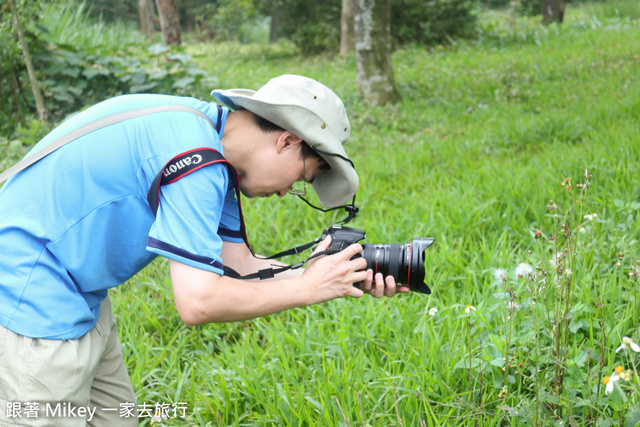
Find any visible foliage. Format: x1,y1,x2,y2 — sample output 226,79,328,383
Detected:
516,0,546,17
264,0,342,55
391,0,479,46
33,43,213,126
0,0,213,141
39,1,146,49
190,0,268,44
0,0,46,137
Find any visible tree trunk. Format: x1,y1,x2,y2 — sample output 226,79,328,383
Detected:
155,0,181,45
8,0,47,124
269,9,282,43
340,0,355,57
354,0,400,105
542,0,565,24
138,0,155,37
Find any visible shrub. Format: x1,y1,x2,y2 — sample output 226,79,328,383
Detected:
391,0,479,46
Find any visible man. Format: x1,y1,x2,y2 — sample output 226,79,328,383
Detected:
0,74,408,426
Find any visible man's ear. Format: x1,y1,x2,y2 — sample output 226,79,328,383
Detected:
275,131,303,153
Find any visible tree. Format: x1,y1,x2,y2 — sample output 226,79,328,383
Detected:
340,0,355,57
138,0,155,37
155,0,181,45
542,0,565,24
354,0,400,105
7,0,47,124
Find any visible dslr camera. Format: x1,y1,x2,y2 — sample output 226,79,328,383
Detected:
321,225,435,294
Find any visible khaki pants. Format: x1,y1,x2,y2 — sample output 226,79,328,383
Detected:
0,296,138,426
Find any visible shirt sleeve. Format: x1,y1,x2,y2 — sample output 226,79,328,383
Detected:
146,162,235,275
217,185,244,244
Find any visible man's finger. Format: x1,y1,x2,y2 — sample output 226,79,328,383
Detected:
341,243,363,259
312,235,332,255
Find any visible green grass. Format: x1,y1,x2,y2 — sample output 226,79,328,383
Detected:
39,1,147,49
4,1,640,425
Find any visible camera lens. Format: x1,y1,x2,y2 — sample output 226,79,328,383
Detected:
360,238,434,294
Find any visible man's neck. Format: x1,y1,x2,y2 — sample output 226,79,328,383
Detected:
220,110,256,174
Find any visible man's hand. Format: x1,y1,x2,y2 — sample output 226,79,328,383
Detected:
304,236,410,302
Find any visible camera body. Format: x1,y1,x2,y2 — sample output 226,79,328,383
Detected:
321,224,367,250
321,224,434,294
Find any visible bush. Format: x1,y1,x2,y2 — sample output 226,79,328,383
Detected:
33,43,214,127
270,0,342,55
391,0,479,46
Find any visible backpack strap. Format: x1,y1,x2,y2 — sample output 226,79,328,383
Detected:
0,104,223,184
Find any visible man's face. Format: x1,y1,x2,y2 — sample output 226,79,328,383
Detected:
239,139,325,200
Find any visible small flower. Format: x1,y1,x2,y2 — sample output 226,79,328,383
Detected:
603,372,620,394
515,263,533,277
500,385,508,396
584,213,598,221
465,304,476,314
151,409,169,423
507,301,519,311
616,337,640,353
428,307,438,316
550,252,564,268
620,370,633,382
493,268,507,281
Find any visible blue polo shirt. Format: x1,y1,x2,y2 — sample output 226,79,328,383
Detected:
0,94,243,339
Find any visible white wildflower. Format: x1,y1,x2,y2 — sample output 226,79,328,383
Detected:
515,262,533,277
604,372,620,395
465,305,476,314
616,336,640,353
493,268,507,281
620,369,633,382
550,252,564,268
428,307,438,316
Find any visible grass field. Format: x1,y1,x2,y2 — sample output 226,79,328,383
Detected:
111,7,640,425
4,1,640,425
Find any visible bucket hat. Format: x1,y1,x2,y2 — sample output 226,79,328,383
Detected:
211,74,358,208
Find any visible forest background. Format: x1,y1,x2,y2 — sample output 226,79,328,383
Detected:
1,0,640,425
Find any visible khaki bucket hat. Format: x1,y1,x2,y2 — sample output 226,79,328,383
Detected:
211,74,358,208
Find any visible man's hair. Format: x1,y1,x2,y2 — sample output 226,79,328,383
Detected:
251,113,330,171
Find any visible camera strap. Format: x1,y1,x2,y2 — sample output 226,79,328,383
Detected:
222,247,341,280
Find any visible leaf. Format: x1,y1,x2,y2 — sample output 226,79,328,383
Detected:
624,408,640,427
489,358,504,367
570,319,586,334
147,43,169,55
82,68,110,79
172,77,196,89
454,357,481,370
186,67,208,77
304,396,323,412
148,70,168,80
572,350,588,367
168,53,192,64
130,83,158,93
